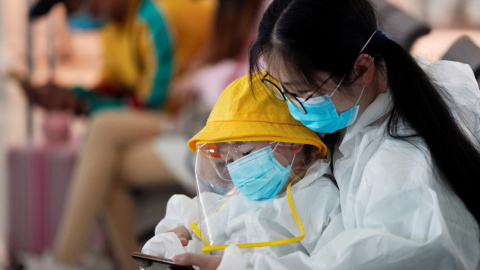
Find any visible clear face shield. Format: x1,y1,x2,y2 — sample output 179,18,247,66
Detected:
191,141,316,253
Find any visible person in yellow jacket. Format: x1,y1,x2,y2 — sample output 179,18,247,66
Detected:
26,0,215,114
17,1,215,270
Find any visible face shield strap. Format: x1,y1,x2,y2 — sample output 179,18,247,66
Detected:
190,180,305,252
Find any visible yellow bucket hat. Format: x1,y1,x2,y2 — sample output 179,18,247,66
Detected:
188,71,327,157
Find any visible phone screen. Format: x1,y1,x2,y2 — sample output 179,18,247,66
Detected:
131,252,195,270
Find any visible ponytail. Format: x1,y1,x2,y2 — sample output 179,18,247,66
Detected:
249,0,480,224
381,39,480,223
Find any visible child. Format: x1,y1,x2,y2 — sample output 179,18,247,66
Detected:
140,72,343,268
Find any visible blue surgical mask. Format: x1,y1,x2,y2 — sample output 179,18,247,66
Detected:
68,9,107,30
227,145,291,201
286,79,364,133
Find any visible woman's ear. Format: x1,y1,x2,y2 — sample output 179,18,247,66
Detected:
352,53,375,86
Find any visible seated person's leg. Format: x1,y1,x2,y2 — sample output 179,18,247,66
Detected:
53,110,165,267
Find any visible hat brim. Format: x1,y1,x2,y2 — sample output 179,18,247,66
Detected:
188,120,327,157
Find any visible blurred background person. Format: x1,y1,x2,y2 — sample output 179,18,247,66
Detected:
20,0,216,115
16,0,267,269
12,0,215,269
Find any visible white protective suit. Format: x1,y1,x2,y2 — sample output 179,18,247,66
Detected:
142,159,344,264
212,59,480,269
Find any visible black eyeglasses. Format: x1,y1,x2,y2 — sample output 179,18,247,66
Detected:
261,72,336,115
261,73,307,114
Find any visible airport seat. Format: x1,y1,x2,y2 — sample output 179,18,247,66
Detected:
442,35,480,82
371,0,431,51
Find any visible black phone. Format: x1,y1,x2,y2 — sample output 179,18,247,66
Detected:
131,252,195,270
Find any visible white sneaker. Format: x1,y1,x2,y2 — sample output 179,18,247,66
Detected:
78,252,114,270
18,251,83,270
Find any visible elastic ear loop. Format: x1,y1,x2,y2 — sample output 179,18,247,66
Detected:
329,75,346,98
190,180,305,253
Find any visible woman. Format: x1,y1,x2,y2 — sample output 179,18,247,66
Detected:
173,0,480,269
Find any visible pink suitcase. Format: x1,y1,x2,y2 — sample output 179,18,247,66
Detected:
7,144,77,255
6,112,106,264
7,146,47,255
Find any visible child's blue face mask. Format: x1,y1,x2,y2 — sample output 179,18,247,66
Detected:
227,145,291,201
286,78,365,133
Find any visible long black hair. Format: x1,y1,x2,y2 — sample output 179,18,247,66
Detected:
249,0,480,223
202,0,263,64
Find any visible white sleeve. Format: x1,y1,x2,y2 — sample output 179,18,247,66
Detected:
154,194,199,235
217,179,344,270
303,141,479,270
141,232,186,259
219,141,480,270
216,214,344,270
426,60,480,142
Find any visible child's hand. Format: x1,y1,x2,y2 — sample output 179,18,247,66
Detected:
168,226,192,246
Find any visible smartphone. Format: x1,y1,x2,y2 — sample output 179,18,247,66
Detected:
131,252,195,270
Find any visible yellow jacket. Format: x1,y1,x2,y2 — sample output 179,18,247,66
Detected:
75,0,215,112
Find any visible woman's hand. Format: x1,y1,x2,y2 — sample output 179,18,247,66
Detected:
8,71,88,115
173,253,221,270
168,226,192,246
12,74,80,112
